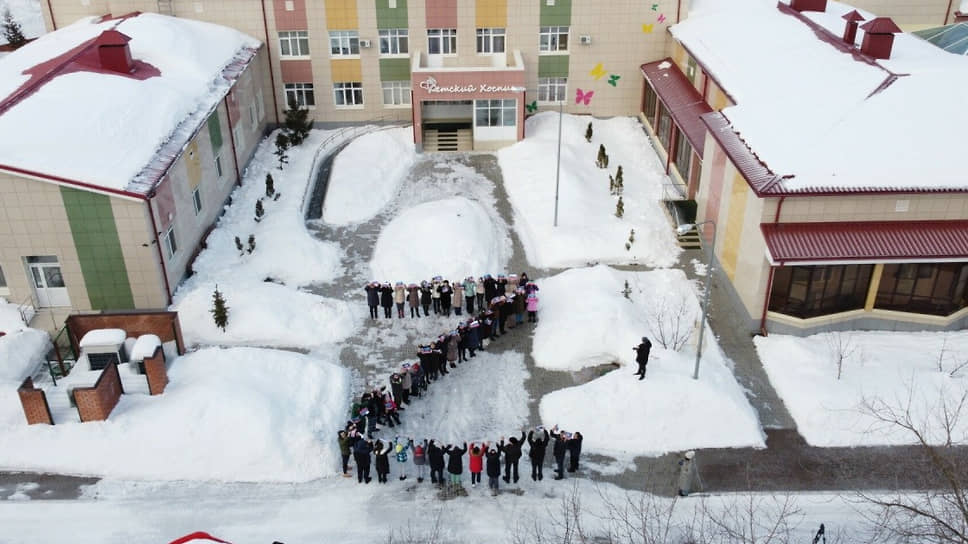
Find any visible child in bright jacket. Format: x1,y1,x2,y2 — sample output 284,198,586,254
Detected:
410,438,428,482
527,293,539,323
393,436,411,480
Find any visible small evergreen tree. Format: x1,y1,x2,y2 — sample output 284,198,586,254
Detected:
603,149,609,169
284,98,313,146
609,173,615,195
274,133,290,169
234,236,243,255
211,285,229,331
626,228,635,251
585,121,593,143
622,280,632,299
1,9,27,49
247,234,256,254
596,144,607,169
265,173,275,198
615,165,624,195
254,199,265,222
615,196,624,218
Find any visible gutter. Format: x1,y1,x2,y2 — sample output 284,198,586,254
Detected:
145,197,173,306
45,0,57,30
259,0,282,124
224,95,243,186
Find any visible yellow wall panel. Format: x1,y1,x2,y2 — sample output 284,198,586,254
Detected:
325,0,359,29
330,59,363,81
721,171,749,281
185,140,201,190
476,0,507,28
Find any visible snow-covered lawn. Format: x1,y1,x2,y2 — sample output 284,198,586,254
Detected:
535,265,764,456
498,113,681,268
322,127,416,225
0,347,350,482
756,331,968,447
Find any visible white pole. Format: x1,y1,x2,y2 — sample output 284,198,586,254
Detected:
553,99,563,227
694,220,716,380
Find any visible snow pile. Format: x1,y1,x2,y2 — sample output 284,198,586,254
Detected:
0,0,44,46
369,196,511,281
0,347,351,482
0,298,27,333
0,328,50,383
756,331,968,447
323,128,417,225
498,113,681,268
536,265,763,456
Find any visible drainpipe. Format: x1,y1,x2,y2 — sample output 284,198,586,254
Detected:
773,196,786,223
45,0,57,30
259,0,281,124
676,0,683,23
224,95,242,186
145,197,173,306
759,265,776,335
945,0,954,24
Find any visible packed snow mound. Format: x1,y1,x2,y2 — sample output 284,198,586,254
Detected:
324,128,417,225
756,331,968,447
0,347,351,482
0,299,27,333
532,265,698,371
0,328,51,383
370,197,511,281
498,113,681,268
172,280,355,349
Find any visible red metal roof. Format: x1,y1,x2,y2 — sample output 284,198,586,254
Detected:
701,111,785,193
842,10,865,22
640,59,713,159
761,221,968,263
861,17,903,34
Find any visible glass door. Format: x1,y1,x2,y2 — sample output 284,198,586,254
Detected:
27,256,71,308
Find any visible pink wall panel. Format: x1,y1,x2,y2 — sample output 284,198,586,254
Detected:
280,59,314,83
273,0,308,31
425,0,458,28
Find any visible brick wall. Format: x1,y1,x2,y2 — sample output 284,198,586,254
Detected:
18,378,54,425
143,346,169,396
74,363,124,422
66,311,185,357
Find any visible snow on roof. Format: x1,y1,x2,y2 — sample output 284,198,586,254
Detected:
79,328,126,348
0,12,260,195
671,0,968,193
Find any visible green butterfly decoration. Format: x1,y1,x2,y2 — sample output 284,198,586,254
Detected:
608,74,621,87
526,100,538,113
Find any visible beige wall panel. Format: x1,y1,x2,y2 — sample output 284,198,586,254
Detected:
108,198,168,308
764,193,968,224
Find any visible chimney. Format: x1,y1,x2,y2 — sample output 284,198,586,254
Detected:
859,17,902,60
790,0,828,12
95,30,134,74
842,10,865,45
955,11,967,22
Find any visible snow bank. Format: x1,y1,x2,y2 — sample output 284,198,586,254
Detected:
756,331,968,447
0,347,351,482
369,196,511,281
0,298,27,333
498,114,681,268
0,328,50,383
323,128,416,225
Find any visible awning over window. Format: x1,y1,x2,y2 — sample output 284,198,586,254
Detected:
761,221,968,264
640,59,712,158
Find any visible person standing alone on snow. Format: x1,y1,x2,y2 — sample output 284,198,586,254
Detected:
634,337,651,380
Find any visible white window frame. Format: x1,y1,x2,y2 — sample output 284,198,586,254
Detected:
330,30,360,57
214,155,223,179
278,30,310,58
192,187,202,216
476,27,506,54
475,99,516,127
539,26,569,53
284,83,315,108
333,81,364,108
0,263,6,290
162,225,177,261
381,80,411,107
538,77,568,103
379,28,409,56
232,123,245,154
427,28,457,55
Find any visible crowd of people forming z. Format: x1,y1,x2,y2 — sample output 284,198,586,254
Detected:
339,273,584,495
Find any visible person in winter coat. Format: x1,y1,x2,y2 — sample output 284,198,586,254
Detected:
364,282,380,320
394,282,406,318
433,339,448,376
337,430,354,477
567,431,583,472
400,363,413,404
527,427,549,481
468,443,485,487
374,440,392,483
444,442,468,488
498,431,526,484
389,373,404,408
407,283,420,318
420,281,432,317
496,274,509,298
518,272,530,288
446,332,459,368
352,437,373,483
480,311,494,347
476,276,486,310
418,345,436,382
410,438,428,482
634,337,651,380
514,287,527,325
463,277,477,314
506,274,518,296
453,282,464,316
505,293,517,330
380,282,394,319
483,274,497,302
457,323,468,363
393,437,411,480
524,280,539,295
526,292,539,323
384,395,401,427
466,319,480,358
496,296,509,335
551,428,568,480
431,277,443,314
485,445,502,495
427,439,446,485
409,363,423,398
438,280,453,317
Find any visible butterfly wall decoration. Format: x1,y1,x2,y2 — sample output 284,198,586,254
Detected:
608,75,621,87
525,100,538,113
576,88,594,105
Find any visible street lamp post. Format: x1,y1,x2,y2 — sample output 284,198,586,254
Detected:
553,98,563,227
677,220,717,380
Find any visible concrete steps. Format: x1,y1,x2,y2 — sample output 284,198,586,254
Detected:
677,226,703,250
424,128,472,152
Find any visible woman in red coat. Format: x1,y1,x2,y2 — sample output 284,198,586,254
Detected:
468,442,485,487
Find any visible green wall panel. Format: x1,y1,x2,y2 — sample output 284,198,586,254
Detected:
60,187,135,310
379,57,411,81
538,55,570,78
207,111,222,153
539,0,571,26
375,0,408,28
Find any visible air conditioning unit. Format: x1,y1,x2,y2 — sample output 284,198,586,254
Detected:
579,35,592,45
359,39,372,48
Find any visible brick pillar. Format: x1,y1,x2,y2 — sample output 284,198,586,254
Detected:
18,378,54,425
74,363,123,422
143,346,169,396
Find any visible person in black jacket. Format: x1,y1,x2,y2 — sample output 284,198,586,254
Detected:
352,437,373,483
380,283,394,319
374,440,392,483
438,280,453,317
427,439,445,485
634,337,651,380
364,282,380,320
420,281,432,317
444,442,467,489
551,429,568,480
527,427,550,481
498,431,526,484
485,445,502,495
567,431,583,472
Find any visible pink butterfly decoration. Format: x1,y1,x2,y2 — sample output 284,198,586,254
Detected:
576,88,594,105
657,13,667,23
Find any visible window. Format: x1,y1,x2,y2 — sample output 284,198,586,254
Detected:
475,99,516,127
334,82,364,107
427,28,457,55
285,83,315,107
875,263,968,316
379,29,409,55
656,102,672,151
330,30,359,56
278,30,310,57
476,28,506,54
643,83,658,123
537,77,567,103
192,188,202,215
249,103,257,127
768,264,874,318
382,81,411,106
539,26,569,53
673,132,692,180
162,225,177,261
0,264,6,288
232,123,245,154
214,156,223,179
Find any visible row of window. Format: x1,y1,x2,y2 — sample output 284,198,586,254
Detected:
278,26,570,58
285,78,567,108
